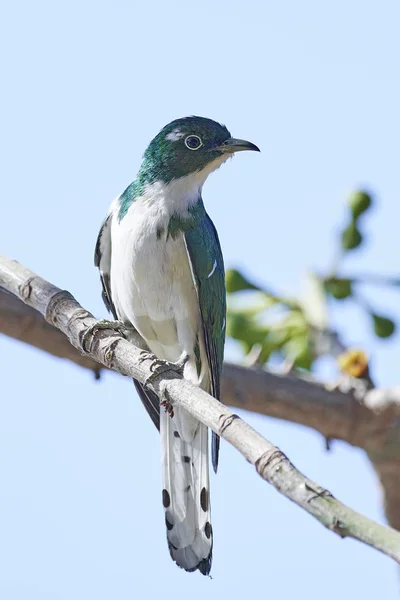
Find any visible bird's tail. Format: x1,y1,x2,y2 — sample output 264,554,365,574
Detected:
161,405,212,575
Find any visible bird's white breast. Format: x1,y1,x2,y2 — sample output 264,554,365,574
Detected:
110,178,201,365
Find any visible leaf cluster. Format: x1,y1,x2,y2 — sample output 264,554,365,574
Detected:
226,190,397,370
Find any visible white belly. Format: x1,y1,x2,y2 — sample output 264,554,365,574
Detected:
110,197,201,366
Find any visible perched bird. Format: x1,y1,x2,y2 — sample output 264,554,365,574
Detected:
95,116,259,575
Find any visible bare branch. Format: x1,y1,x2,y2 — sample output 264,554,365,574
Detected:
3,284,398,445
1,255,400,564
222,364,400,532
2,270,400,532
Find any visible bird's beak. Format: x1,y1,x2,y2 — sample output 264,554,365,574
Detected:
217,138,260,153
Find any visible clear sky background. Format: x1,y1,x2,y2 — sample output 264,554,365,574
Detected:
1,1,399,598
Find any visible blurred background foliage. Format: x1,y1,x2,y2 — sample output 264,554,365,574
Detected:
226,190,397,373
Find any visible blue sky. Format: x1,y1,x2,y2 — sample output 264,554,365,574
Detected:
1,1,399,598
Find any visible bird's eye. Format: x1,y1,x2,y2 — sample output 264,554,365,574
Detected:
184,135,203,150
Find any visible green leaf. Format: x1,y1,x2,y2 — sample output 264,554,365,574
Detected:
284,334,313,370
348,191,373,219
341,222,363,250
226,269,259,293
226,312,249,339
258,342,274,364
226,312,268,345
325,278,353,300
371,313,396,338
294,348,314,370
227,298,271,319
271,310,308,333
266,328,294,349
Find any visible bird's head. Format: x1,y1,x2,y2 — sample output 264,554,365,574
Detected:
139,116,260,185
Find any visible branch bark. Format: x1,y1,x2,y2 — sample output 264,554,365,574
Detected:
2,282,400,531
1,255,400,564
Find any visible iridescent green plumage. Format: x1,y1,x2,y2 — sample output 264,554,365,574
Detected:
183,203,225,471
118,116,259,220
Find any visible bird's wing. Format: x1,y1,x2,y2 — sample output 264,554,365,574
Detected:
94,212,116,317
94,209,161,430
183,212,226,472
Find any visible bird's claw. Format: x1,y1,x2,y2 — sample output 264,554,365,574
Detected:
160,390,175,419
138,352,190,419
82,319,124,352
141,352,190,386
138,351,156,365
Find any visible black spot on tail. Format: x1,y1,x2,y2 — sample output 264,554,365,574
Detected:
165,515,174,531
162,489,171,508
204,522,212,539
183,455,190,463
173,430,180,438
197,554,212,576
200,487,209,512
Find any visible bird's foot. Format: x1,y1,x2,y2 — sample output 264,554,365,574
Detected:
137,350,157,365
141,351,190,386
82,319,125,351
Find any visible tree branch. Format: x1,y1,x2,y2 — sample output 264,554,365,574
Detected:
1,255,400,564
2,269,400,533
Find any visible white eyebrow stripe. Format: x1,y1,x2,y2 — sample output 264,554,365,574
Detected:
207,259,217,278
165,129,184,141
221,317,226,331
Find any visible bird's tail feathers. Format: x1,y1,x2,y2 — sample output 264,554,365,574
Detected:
161,406,212,575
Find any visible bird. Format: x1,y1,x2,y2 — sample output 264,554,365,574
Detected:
94,116,259,575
